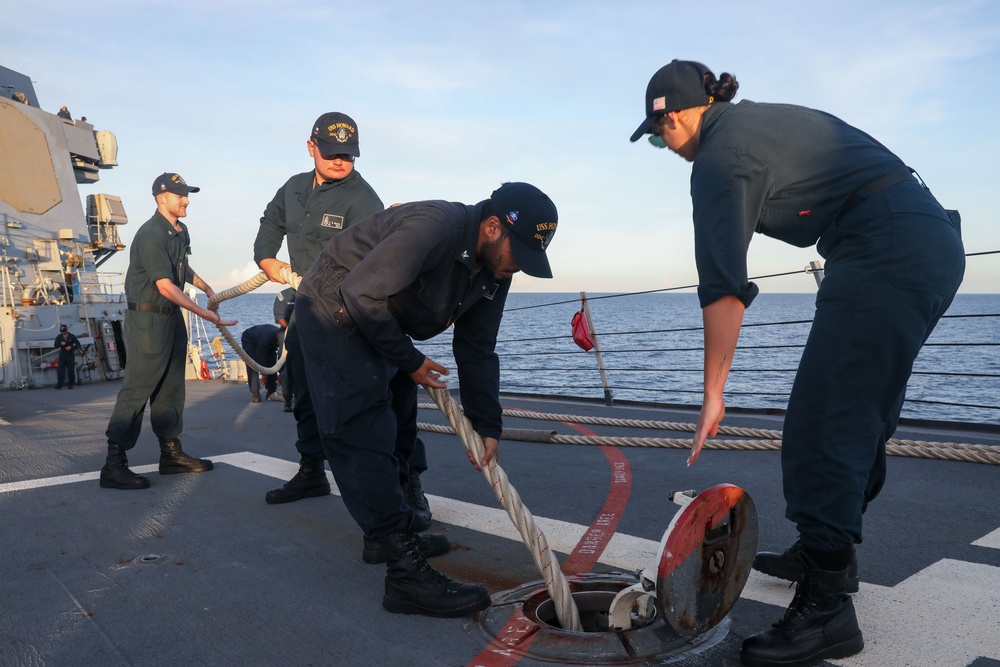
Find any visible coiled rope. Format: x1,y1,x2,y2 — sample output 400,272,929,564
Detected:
416,403,1000,466
426,386,583,632
206,268,302,376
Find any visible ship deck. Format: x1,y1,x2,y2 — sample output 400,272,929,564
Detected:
1,380,999,667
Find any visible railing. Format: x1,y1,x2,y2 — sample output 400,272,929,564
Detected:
180,250,999,427
88,270,126,303
418,252,1000,427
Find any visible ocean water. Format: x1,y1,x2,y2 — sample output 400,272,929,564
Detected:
204,291,1000,426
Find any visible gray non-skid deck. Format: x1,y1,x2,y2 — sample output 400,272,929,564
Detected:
2,380,999,666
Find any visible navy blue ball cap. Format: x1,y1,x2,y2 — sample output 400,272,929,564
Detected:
490,182,558,279
630,59,714,142
312,111,361,158
152,172,200,196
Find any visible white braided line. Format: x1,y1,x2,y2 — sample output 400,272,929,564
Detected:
417,422,1000,465
426,387,582,632
500,408,783,439
417,403,998,465
205,268,302,376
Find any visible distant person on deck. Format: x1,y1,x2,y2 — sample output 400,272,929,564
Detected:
53,324,82,389
630,60,965,667
99,173,237,491
294,181,558,618
57,106,71,119
241,323,281,403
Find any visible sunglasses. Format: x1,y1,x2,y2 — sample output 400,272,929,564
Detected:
312,141,355,162
647,114,668,148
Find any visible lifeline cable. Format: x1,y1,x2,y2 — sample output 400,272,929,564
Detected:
416,403,1000,465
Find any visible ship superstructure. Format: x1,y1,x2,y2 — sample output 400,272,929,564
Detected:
1,65,128,389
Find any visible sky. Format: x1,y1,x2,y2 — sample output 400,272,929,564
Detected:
3,0,999,295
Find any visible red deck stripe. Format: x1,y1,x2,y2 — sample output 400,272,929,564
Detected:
466,413,632,667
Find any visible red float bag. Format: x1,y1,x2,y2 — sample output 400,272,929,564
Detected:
571,310,594,352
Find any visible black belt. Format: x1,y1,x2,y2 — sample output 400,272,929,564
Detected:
127,302,175,315
840,165,916,217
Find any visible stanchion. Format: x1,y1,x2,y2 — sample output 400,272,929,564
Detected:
581,291,613,405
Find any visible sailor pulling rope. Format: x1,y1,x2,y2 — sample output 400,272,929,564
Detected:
205,268,584,631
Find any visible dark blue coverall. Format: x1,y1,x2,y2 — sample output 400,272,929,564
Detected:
273,288,295,405
689,100,965,559
54,329,82,388
295,200,508,538
241,324,280,397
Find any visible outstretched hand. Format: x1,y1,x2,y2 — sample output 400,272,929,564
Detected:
690,395,725,466
205,310,238,327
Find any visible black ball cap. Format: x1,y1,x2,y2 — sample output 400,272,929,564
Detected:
490,182,558,279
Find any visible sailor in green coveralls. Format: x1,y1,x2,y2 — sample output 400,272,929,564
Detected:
100,173,237,490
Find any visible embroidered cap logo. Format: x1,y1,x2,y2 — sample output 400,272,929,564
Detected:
536,222,556,250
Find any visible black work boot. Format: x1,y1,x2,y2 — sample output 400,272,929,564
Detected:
158,438,214,474
741,551,864,667
404,469,432,532
753,539,859,593
379,525,491,617
264,454,330,504
99,443,151,490
363,531,450,564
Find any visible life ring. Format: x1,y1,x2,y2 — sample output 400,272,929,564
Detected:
200,359,210,380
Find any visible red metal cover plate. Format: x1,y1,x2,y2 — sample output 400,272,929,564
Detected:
655,483,758,637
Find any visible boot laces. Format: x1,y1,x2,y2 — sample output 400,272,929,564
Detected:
405,471,428,511
774,580,819,631
401,533,448,583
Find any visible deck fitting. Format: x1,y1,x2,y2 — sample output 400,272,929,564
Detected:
133,554,167,564
473,573,729,665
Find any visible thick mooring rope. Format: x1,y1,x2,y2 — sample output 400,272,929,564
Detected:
426,386,583,632
206,268,302,376
415,403,1000,465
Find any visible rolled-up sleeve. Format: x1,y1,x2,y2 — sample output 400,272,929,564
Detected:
691,148,768,309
